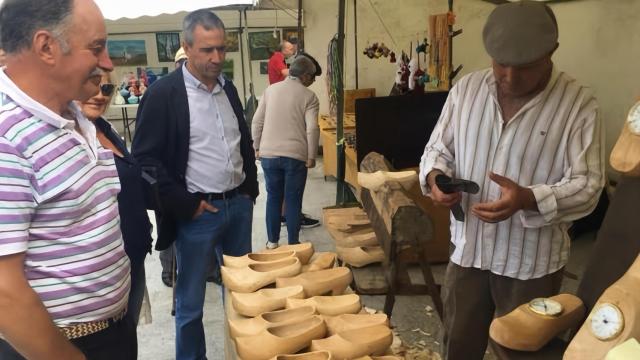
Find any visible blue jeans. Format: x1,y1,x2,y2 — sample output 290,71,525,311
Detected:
174,194,253,360
261,157,308,245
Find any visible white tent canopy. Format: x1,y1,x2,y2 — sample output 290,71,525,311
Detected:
0,0,255,20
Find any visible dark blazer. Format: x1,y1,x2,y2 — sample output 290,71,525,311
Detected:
95,117,153,265
131,67,259,251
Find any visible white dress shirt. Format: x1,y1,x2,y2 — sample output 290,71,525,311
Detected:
182,64,245,194
420,67,604,280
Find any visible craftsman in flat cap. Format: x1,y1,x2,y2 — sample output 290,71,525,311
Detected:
419,1,604,358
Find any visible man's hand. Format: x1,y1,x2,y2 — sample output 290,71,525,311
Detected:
306,159,316,168
471,172,537,223
427,170,462,207
193,200,219,219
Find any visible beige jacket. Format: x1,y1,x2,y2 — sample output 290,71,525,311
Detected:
252,77,320,162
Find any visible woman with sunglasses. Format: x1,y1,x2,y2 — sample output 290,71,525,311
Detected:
78,72,153,355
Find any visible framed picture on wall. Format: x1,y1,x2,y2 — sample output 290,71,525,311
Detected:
225,31,239,52
156,32,181,62
248,31,280,61
259,61,268,75
108,40,147,66
223,59,234,80
283,28,302,44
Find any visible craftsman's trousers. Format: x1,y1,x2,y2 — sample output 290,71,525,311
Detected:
441,262,564,360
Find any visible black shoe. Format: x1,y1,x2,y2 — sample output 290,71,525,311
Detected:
300,213,320,228
161,272,174,288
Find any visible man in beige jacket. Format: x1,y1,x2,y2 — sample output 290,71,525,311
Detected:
252,54,320,248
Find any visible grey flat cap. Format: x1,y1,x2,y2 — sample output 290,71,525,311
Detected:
483,0,558,66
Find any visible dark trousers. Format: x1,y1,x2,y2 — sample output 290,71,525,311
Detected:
0,316,137,360
261,156,308,245
441,262,564,360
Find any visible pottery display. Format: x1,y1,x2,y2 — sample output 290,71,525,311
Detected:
276,267,353,297
270,351,333,360
334,232,379,248
232,285,305,317
286,294,362,316
228,305,317,338
302,252,337,272
221,257,301,293
259,243,315,265
236,315,327,360
310,324,393,359
223,251,296,268
489,294,585,351
336,246,385,268
357,170,417,191
323,313,389,335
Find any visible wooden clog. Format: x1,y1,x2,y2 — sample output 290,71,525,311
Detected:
270,350,333,360
223,251,295,268
276,267,352,296
336,246,384,267
489,293,585,351
302,252,337,272
236,315,327,360
310,324,393,359
565,254,640,359
323,313,389,335
610,102,640,176
221,257,301,293
286,294,362,316
231,285,305,317
334,232,379,248
357,170,417,191
259,243,315,265
229,305,316,338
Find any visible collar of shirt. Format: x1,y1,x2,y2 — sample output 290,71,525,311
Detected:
182,62,226,94
0,68,98,155
0,68,86,130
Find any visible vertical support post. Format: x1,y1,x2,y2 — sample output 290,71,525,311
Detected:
335,0,355,205
297,0,304,51
238,9,247,106
353,0,359,89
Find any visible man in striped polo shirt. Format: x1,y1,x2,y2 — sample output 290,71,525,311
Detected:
420,1,604,359
0,0,133,359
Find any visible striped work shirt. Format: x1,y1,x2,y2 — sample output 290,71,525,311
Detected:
0,69,130,326
419,67,604,280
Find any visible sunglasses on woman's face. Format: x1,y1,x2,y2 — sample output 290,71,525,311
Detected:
100,83,115,97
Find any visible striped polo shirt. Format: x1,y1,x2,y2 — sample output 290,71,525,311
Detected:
0,69,130,326
420,67,604,280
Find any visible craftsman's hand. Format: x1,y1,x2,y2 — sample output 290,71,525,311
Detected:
193,200,219,219
471,172,537,223
427,170,461,208
306,159,316,168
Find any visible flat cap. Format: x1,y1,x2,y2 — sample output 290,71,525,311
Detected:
483,0,558,66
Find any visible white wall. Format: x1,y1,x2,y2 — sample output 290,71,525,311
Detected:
302,0,640,174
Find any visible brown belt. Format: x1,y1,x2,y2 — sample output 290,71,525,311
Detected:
59,310,127,340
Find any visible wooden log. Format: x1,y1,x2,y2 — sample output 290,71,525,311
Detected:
359,152,442,319
359,152,433,247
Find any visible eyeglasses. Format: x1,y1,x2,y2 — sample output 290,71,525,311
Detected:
100,83,115,97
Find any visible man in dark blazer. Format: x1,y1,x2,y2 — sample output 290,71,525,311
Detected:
131,9,258,360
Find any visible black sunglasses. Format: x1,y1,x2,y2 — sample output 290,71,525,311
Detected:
100,83,115,97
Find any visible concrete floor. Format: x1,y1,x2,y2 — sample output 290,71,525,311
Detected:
135,156,598,360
